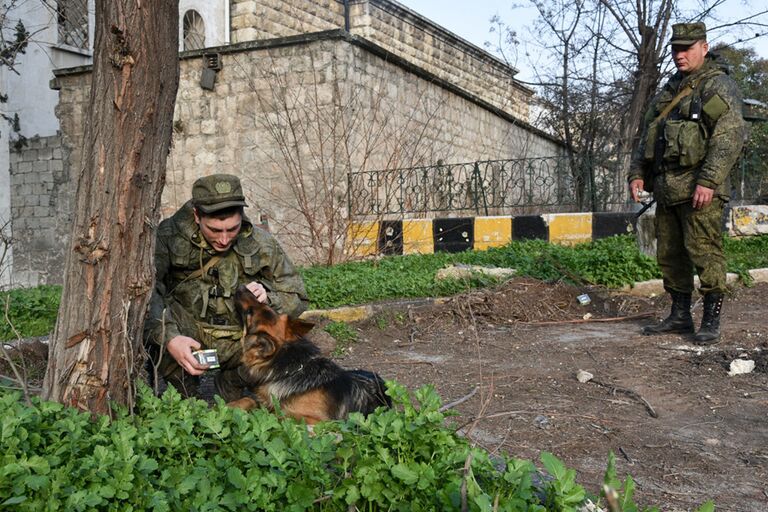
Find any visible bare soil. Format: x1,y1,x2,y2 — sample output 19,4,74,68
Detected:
328,279,768,512
4,279,767,511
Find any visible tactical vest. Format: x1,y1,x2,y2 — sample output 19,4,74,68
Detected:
643,67,726,171
166,226,271,353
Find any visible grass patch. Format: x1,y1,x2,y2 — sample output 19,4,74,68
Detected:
0,285,61,341
323,321,359,356
2,235,767,340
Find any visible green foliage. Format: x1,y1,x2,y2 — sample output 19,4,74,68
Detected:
0,286,61,342
303,235,663,308
601,451,658,512
0,383,568,511
0,384,717,510
724,234,768,282
323,321,358,356
540,452,585,511
2,235,767,339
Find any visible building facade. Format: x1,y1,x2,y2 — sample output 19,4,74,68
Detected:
9,0,564,285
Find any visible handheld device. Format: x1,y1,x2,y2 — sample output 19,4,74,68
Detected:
192,349,220,369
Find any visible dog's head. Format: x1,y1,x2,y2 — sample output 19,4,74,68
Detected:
234,285,314,368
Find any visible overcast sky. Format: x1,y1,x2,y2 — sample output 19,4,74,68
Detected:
398,0,768,82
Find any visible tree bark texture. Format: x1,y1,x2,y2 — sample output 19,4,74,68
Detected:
43,1,179,415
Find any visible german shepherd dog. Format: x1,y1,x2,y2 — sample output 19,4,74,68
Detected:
227,285,391,424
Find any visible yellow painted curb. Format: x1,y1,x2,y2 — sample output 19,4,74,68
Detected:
301,305,373,323
403,219,434,255
544,213,593,245
474,216,512,251
346,221,379,257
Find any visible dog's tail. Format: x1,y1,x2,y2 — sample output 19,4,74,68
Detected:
348,370,392,415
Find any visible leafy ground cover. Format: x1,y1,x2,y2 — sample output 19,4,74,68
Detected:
0,382,715,511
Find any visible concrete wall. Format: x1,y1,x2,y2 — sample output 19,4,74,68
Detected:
347,212,638,257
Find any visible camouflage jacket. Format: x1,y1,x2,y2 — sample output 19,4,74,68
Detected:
629,58,746,206
144,201,309,346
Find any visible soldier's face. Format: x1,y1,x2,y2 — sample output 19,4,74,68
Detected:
194,210,243,252
672,40,708,74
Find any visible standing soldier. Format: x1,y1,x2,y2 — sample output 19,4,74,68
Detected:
143,174,309,400
628,22,746,344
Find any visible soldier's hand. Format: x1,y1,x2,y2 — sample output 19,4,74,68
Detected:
629,179,645,203
167,336,208,375
245,281,268,303
692,185,714,209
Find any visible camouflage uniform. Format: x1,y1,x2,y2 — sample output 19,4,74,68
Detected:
629,42,745,296
144,176,308,400
628,22,746,343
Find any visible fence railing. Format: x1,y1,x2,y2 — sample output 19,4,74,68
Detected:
348,151,768,218
348,155,630,218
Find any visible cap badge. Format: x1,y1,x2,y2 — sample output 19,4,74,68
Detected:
215,182,232,194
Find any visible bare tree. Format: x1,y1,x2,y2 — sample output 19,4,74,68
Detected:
43,1,179,415
491,0,767,209
230,45,457,265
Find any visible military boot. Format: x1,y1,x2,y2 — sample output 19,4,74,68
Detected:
642,291,694,335
693,293,724,345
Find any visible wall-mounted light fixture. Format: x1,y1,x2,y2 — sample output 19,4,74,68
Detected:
200,52,222,91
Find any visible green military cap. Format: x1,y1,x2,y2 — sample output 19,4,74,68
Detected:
669,22,707,46
192,173,248,213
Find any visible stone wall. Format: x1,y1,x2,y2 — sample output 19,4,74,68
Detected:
53,32,562,269
231,0,343,41
230,0,532,122
9,135,72,286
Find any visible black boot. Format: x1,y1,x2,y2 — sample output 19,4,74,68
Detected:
642,291,694,335
693,293,724,345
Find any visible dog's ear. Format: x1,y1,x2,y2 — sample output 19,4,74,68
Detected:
256,337,276,358
286,318,314,339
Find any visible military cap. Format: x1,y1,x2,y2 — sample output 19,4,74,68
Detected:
669,22,707,46
192,174,248,213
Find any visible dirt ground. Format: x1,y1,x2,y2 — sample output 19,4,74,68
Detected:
4,279,767,511
326,279,768,512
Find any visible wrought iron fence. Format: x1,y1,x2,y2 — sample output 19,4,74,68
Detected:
348,150,768,218
348,155,630,217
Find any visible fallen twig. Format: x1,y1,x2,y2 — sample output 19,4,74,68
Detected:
460,452,473,512
520,312,654,325
591,377,658,418
439,386,479,412
619,446,635,465
454,410,610,433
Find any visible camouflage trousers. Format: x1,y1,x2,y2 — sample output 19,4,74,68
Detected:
147,319,249,402
655,198,727,295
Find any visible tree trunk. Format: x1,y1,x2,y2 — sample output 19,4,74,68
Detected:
43,1,179,415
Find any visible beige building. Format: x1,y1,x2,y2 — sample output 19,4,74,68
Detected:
12,0,564,283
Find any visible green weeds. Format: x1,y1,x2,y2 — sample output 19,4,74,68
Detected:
0,286,61,341
323,321,358,356
0,384,716,510
2,235,767,340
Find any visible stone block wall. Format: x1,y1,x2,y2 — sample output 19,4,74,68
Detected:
9,135,72,286
359,1,532,121
229,0,532,123
52,32,562,270
231,0,343,41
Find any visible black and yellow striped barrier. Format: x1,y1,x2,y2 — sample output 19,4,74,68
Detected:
347,212,636,257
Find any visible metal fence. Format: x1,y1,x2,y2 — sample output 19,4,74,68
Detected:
348,151,768,218
348,155,628,218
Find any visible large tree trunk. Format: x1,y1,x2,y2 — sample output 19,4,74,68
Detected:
43,1,179,415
